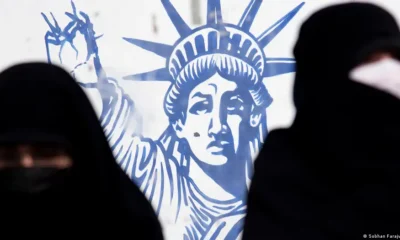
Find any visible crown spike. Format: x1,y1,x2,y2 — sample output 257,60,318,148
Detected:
263,60,296,77
123,37,173,59
257,2,305,48
207,0,223,25
161,0,191,37
123,68,172,81
238,0,262,31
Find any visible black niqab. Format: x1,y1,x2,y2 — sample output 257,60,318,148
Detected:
244,3,400,239
0,62,163,238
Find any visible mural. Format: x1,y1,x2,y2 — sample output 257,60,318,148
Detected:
41,0,304,239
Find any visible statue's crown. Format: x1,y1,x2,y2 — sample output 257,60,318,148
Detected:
168,26,265,80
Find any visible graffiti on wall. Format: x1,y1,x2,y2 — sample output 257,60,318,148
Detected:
41,0,304,239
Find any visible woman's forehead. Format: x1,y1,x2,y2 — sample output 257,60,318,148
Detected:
0,143,68,151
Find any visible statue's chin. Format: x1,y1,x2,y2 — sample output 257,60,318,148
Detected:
197,155,228,166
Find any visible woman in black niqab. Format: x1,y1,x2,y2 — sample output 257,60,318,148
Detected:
0,62,163,238
243,3,400,239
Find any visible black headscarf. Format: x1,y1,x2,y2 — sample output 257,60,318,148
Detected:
244,3,400,239
0,62,163,237
292,2,400,178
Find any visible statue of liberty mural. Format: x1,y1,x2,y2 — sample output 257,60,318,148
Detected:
41,0,304,239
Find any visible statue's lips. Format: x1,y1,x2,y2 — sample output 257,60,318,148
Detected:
207,140,229,154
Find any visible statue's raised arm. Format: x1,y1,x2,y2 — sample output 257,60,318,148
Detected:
41,2,161,191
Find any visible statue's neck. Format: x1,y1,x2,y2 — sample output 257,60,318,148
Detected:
187,157,236,201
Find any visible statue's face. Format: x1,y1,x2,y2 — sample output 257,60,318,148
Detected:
176,73,249,165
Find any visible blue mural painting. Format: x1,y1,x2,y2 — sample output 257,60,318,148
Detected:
42,0,304,239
